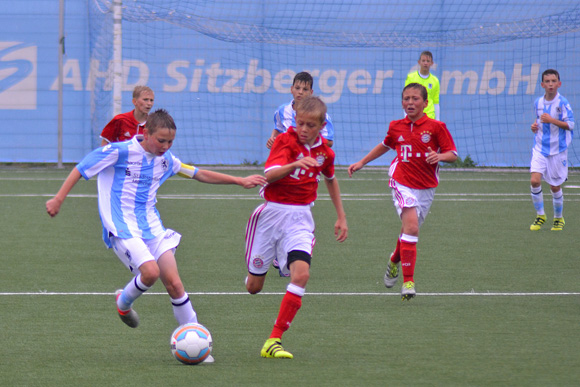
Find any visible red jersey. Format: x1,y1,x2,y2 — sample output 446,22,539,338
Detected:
263,127,335,205
383,115,456,189
100,110,144,143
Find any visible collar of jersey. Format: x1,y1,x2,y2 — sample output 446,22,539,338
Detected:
132,135,159,161
288,126,323,148
403,114,429,126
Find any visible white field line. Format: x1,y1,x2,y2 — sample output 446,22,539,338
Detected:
1,291,578,296
5,192,580,202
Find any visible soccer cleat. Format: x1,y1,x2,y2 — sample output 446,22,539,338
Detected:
401,281,416,301
260,338,293,359
551,217,565,231
115,289,140,328
530,214,546,231
383,259,399,288
202,355,215,364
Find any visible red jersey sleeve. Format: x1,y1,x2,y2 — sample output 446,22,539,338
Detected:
265,133,293,170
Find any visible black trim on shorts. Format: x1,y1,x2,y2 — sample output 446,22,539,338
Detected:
248,271,268,277
287,250,311,267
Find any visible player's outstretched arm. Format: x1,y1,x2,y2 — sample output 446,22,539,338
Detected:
46,168,82,217
324,177,348,242
194,169,266,188
348,143,389,177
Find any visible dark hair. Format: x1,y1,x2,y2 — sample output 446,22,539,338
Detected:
293,72,314,88
133,85,153,99
402,83,428,101
295,95,327,124
542,69,560,82
419,51,433,61
145,109,176,133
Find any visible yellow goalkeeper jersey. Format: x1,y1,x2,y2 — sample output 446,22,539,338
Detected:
404,71,440,119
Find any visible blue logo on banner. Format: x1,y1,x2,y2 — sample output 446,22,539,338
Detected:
0,43,33,92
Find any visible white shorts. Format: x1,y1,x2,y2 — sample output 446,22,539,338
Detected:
389,179,435,227
530,148,568,186
245,202,315,276
110,229,182,275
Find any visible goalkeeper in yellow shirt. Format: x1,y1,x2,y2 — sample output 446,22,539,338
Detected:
404,51,440,120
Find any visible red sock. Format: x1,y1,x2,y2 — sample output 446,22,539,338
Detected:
270,291,302,339
390,238,401,264
400,240,417,283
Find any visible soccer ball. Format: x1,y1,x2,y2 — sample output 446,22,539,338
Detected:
170,323,213,365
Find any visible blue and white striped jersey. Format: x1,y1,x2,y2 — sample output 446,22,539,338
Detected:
76,136,192,247
273,100,335,141
533,93,575,157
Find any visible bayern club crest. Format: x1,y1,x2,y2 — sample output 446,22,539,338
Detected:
252,256,264,268
421,133,431,143
316,155,326,165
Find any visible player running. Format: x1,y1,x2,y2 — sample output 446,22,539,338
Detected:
348,83,457,300
246,95,348,359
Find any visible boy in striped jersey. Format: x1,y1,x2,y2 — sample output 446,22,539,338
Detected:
47,109,266,362
529,69,575,231
267,72,335,149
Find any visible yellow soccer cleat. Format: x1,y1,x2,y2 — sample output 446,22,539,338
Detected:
530,214,546,231
260,338,293,359
401,281,416,301
384,259,399,288
551,217,565,231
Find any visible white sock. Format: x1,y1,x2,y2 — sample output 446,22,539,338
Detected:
552,189,563,218
531,186,544,215
171,293,198,325
117,275,150,311
287,283,305,297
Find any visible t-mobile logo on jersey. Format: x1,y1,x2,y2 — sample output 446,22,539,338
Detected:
401,145,430,162
0,42,37,110
400,145,413,162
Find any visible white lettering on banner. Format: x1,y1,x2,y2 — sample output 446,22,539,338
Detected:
508,63,540,95
273,69,295,93
243,59,271,93
50,59,83,90
440,61,539,96
479,61,506,95
44,56,542,104
441,70,479,95
165,60,189,92
190,59,204,92
84,59,149,91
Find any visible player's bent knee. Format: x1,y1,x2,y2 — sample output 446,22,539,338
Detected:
138,262,160,286
246,273,266,294
288,250,311,283
246,286,262,295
